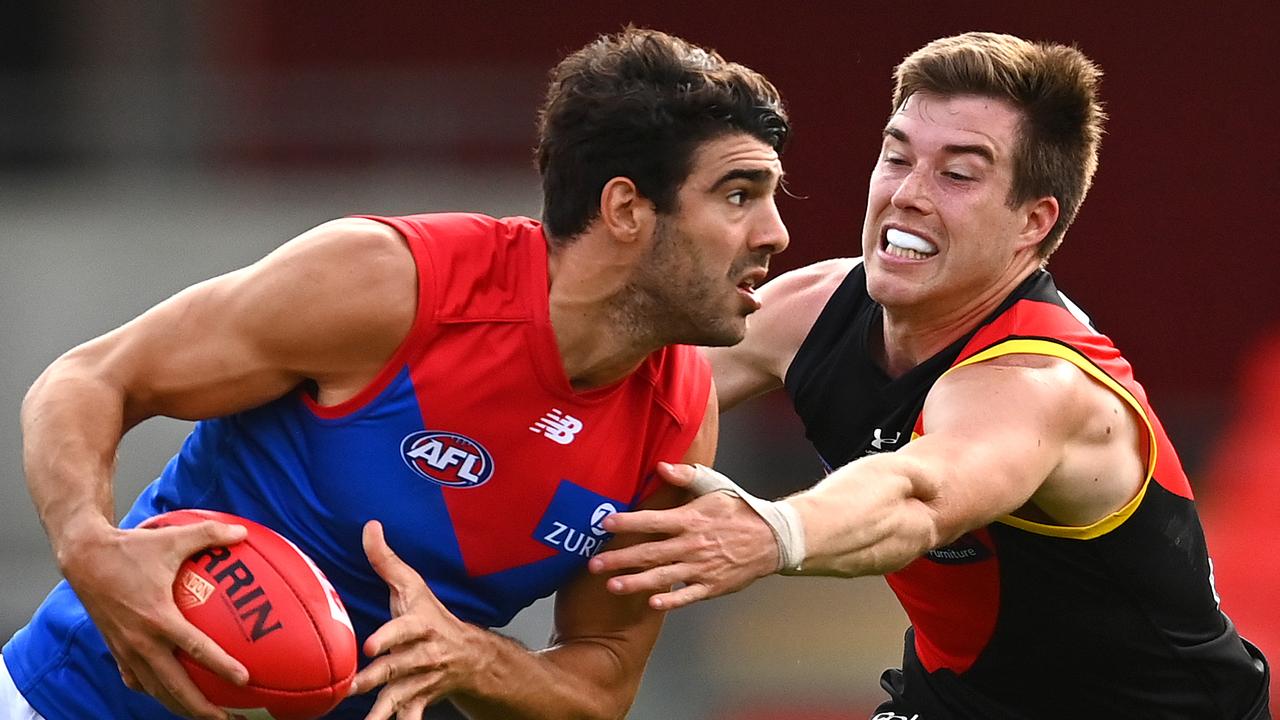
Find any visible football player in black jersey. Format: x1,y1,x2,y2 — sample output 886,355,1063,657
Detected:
592,31,1270,720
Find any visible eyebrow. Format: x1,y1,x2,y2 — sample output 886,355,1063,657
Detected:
709,167,780,191
884,126,996,165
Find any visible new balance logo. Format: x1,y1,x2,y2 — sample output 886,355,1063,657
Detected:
531,409,583,445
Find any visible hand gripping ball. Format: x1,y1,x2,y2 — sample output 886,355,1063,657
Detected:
142,509,358,720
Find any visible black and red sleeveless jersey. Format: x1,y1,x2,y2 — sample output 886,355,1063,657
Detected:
785,263,1269,719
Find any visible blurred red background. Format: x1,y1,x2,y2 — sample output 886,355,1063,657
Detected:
199,1,1279,411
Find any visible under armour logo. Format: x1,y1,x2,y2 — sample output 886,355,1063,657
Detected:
871,428,901,450
531,409,583,445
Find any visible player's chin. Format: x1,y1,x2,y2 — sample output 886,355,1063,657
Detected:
689,316,748,348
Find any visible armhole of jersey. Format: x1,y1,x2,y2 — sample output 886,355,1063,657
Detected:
632,348,713,506
942,338,1158,540
784,258,864,396
301,215,438,420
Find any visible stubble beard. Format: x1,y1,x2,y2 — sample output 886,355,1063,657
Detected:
613,216,745,349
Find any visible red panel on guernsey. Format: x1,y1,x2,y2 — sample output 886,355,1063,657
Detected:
884,527,1001,675
955,297,1193,500
360,213,708,578
893,295,1196,674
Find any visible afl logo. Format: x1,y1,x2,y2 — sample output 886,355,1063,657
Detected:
400,431,494,488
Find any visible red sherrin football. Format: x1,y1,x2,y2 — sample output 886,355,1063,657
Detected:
142,509,358,720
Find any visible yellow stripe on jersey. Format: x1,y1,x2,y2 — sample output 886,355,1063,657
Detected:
941,338,1157,540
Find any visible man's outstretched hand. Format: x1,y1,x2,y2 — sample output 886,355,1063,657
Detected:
587,462,779,610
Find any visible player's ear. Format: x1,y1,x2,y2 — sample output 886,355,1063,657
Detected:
1016,195,1059,251
599,177,655,244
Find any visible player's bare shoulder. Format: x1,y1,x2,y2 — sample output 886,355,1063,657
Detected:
709,258,860,409
263,217,414,326
754,257,860,356
760,257,859,317
240,217,418,397
272,217,413,294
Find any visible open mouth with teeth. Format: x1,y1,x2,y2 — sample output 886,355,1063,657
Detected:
734,269,767,311
736,267,768,294
883,227,939,260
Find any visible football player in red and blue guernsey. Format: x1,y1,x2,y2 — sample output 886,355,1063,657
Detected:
3,27,790,720
592,32,1271,719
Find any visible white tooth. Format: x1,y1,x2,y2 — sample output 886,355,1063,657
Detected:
886,228,937,254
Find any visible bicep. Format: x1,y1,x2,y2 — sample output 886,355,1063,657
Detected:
704,344,779,411
62,218,415,423
906,360,1081,538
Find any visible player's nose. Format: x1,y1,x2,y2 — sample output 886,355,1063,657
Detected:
890,167,935,214
753,199,789,256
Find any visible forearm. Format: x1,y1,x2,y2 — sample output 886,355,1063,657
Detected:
786,451,943,578
449,630,640,720
21,358,129,569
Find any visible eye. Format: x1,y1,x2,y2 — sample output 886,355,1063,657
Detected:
883,153,909,167
943,170,974,182
727,189,748,206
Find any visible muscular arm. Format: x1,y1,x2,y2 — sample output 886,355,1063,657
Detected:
20,217,415,718
354,388,720,720
706,258,855,410
593,355,1146,608
793,355,1146,577
24,218,412,554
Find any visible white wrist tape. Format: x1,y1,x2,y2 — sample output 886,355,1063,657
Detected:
687,464,806,574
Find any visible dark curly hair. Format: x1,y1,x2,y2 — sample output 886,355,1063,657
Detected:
536,27,789,243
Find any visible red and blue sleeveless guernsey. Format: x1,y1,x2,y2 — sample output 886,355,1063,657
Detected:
785,264,1269,719
2,213,712,720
